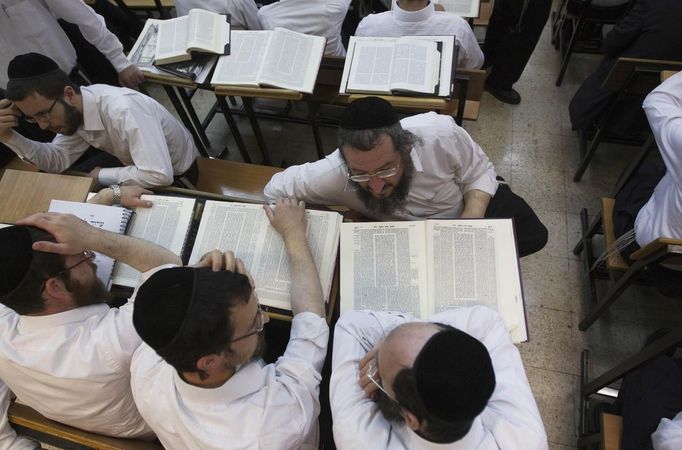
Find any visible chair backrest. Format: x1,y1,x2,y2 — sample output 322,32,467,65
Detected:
601,413,623,450
194,157,283,202
603,58,682,93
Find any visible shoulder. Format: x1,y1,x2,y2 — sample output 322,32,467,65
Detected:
430,306,504,338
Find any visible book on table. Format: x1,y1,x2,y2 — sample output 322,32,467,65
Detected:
339,35,457,97
154,9,231,65
434,0,481,18
210,28,326,94
339,218,528,343
47,196,342,316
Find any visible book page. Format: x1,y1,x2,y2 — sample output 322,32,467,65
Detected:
128,19,163,74
409,35,455,97
155,16,190,63
211,31,271,86
189,201,341,311
425,219,527,342
346,38,395,94
112,196,196,288
48,200,132,289
187,8,229,54
434,0,481,18
258,28,326,93
389,39,439,94
339,222,429,318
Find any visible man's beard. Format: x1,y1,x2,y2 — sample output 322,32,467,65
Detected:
60,100,82,136
377,390,405,424
65,273,113,307
354,156,414,217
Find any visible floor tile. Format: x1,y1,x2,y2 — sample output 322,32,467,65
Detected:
526,366,578,446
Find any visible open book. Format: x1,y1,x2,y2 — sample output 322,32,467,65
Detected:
340,219,527,343
155,9,231,65
211,28,326,93
340,35,456,97
434,0,481,18
188,201,342,311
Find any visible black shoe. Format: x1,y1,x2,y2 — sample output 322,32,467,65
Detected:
484,83,521,105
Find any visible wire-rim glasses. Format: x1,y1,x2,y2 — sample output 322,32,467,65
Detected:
21,97,59,124
230,303,266,343
40,250,96,292
347,160,401,183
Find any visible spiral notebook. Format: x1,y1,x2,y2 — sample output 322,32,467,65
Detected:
48,200,134,289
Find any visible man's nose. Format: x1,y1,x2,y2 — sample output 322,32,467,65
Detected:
368,176,386,194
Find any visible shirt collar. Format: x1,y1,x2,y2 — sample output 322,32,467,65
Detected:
80,86,105,131
173,359,268,404
17,304,110,333
396,416,486,448
393,1,435,23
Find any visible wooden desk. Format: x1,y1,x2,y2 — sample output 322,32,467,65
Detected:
661,70,678,82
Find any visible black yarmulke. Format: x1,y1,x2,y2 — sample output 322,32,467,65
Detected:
414,328,496,423
133,267,196,353
0,226,34,297
340,97,399,130
8,53,60,81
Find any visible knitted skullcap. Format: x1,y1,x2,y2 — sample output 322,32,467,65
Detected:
0,226,35,298
340,97,399,130
414,328,496,423
8,53,61,81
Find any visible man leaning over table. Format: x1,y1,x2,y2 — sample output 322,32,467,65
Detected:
0,53,199,188
264,96,548,257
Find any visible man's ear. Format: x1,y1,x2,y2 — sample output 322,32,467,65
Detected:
43,276,68,300
196,353,221,373
402,409,421,431
63,85,77,104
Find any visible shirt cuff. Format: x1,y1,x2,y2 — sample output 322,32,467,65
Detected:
98,167,120,185
110,54,133,74
464,173,499,197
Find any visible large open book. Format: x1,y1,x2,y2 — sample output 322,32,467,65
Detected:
340,219,528,343
155,9,231,65
434,0,481,18
188,201,342,311
340,36,456,97
211,28,326,94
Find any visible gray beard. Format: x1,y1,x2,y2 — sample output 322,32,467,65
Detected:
354,157,414,218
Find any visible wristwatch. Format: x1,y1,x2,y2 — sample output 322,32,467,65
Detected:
110,184,122,206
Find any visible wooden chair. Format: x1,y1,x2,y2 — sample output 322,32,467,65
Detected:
572,57,682,182
577,412,622,450
193,157,282,202
8,402,163,450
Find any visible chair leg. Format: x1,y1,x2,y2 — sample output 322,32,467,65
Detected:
551,0,569,48
580,208,600,309
573,207,602,255
556,17,584,86
573,123,605,182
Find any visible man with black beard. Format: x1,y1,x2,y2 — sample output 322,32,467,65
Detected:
128,198,330,450
0,211,183,446
0,53,198,188
264,97,547,257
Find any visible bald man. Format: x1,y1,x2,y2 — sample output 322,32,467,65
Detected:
329,307,548,448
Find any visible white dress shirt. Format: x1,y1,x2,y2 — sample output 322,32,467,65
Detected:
330,307,548,449
130,312,329,450
264,112,498,220
0,381,36,450
355,2,484,69
0,265,174,443
0,0,132,90
635,71,682,246
653,412,682,450
2,84,199,187
174,0,261,30
257,0,352,57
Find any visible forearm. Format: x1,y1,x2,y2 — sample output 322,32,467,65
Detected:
461,189,492,218
284,233,325,317
85,229,181,271
0,133,86,173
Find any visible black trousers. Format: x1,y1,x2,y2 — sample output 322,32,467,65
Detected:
483,0,552,89
485,182,548,257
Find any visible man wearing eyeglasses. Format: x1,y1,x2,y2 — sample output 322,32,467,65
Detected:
264,96,547,257
128,198,329,450
0,211,184,446
329,307,548,448
0,53,199,188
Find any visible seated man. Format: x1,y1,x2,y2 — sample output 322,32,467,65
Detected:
0,53,199,188
568,0,682,134
355,0,484,69
0,209,182,444
329,307,548,448
264,97,547,256
175,0,261,30
257,0,352,56
129,199,329,449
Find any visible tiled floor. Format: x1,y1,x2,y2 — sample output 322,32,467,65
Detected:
146,18,682,450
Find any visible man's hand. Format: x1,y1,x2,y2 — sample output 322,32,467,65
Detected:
0,99,19,141
118,65,145,89
16,212,99,255
359,345,381,401
191,250,255,286
263,198,307,241
87,166,101,181
88,186,153,208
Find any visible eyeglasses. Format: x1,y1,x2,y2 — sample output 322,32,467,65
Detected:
21,97,59,124
230,303,266,343
347,160,401,183
41,250,96,292
367,361,397,402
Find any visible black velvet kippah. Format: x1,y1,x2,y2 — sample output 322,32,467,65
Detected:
340,97,399,130
133,267,196,353
0,226,34,297
8,53,60,81
414,328,496,423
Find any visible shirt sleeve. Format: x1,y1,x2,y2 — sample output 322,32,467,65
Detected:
48,0,131,73
0,381,39,450
97,107,175,187
454,17,484,69
653,412,682,450
601,0,646,57
3,131,90,173
329,311,414,450
642,71,682,186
